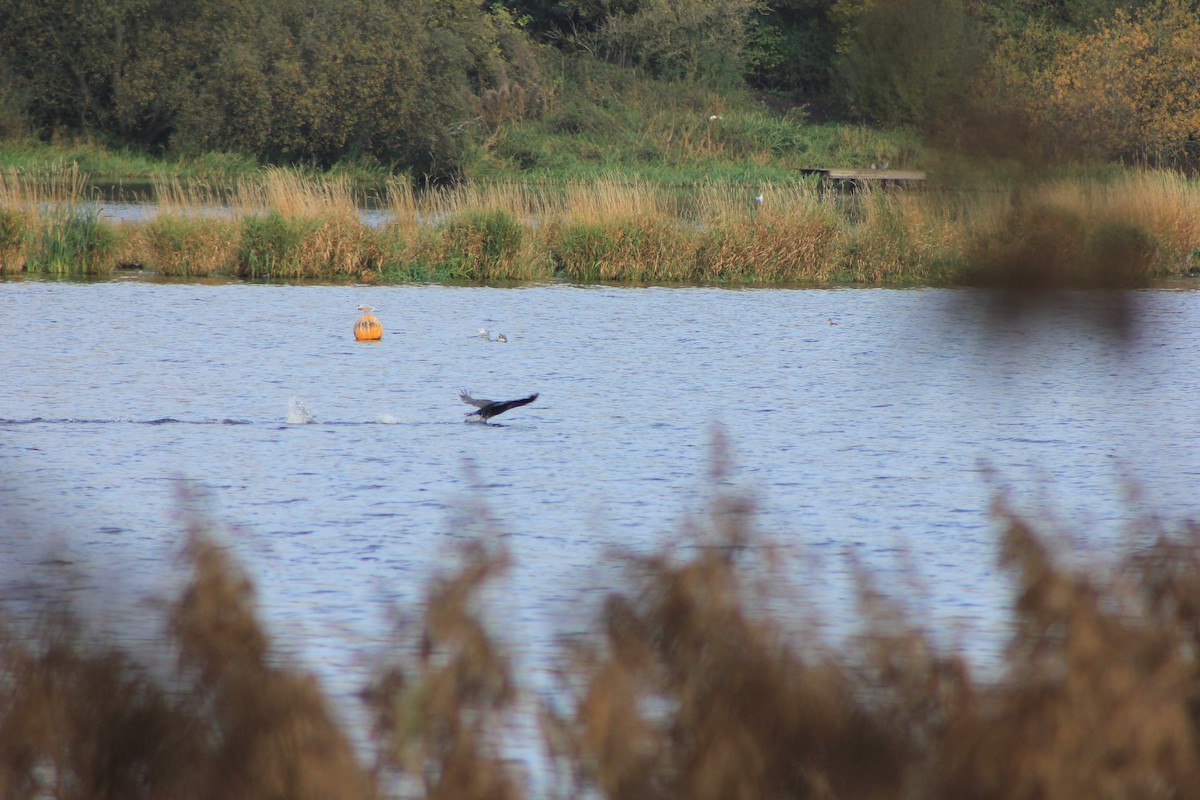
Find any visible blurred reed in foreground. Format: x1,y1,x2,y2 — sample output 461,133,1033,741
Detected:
2,169,1198,286
5,473,1200,799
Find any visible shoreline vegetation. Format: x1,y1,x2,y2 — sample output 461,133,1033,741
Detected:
6,480,1200,799
1,163,1198,287
4,0,1200,287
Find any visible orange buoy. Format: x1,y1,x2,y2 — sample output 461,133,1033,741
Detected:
354,305,383,341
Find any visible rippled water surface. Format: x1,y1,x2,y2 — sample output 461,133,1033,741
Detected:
3,279,1200,757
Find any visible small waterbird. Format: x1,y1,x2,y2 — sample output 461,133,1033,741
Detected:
357,305,376,313
459,389,538,422
495,333,508,343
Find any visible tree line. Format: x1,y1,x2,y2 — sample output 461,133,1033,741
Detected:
1,0,1198,178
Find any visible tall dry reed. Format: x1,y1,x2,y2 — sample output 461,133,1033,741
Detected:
8,472,1200,799
692,182,842,283
0,162,121,275
0,506,370,800
833,188,975,284
365,538,520,800
234,169,379,280
3,167,1199,284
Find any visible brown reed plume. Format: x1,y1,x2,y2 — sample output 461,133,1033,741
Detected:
0,503,371,800
10,464,1200,800
929,508,1200,800
543,434,910,800
169,513,371,800
364,537,521,800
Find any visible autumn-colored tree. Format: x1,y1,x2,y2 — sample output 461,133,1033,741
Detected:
1029,0,1200,164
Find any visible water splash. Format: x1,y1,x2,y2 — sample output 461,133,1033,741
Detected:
287,398,319,424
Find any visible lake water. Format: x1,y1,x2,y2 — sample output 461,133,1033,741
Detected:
2,278,1199,776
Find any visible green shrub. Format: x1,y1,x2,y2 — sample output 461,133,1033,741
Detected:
550,222,622,283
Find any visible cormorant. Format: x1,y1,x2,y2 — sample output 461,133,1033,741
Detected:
459,389,538,422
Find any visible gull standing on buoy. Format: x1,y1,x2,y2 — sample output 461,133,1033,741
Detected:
354,305,383,341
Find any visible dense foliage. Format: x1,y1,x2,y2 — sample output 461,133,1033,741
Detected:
0,0,544,178
1,0,1200,176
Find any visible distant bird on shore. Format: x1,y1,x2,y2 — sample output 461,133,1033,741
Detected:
459,389,538,422
753,194,763,208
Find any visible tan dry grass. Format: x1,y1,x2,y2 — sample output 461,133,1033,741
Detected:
231,171,380,280
0,161,90,209
238,168,360,220
4,168,1199,284
684,182,840,284
833,189,973,284
1089,170,1200,270
132,216,240,276
0,206,30,273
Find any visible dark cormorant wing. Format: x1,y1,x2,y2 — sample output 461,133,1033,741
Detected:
459,390,539,420
480,393,538,418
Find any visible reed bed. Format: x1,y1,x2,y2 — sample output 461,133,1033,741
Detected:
233,170,379,280
0,162,122,275
1,168,1198,284
7,468,1200,800
135,215,241,277
380,181,548,282
961,176,1180,293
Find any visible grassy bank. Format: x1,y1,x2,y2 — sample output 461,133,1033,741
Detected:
5,477,1200,799
0,68,932,187
1,166,1198,286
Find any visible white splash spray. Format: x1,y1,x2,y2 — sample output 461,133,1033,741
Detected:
286,398,319,424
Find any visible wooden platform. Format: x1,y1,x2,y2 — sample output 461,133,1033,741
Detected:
801,168,926,187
